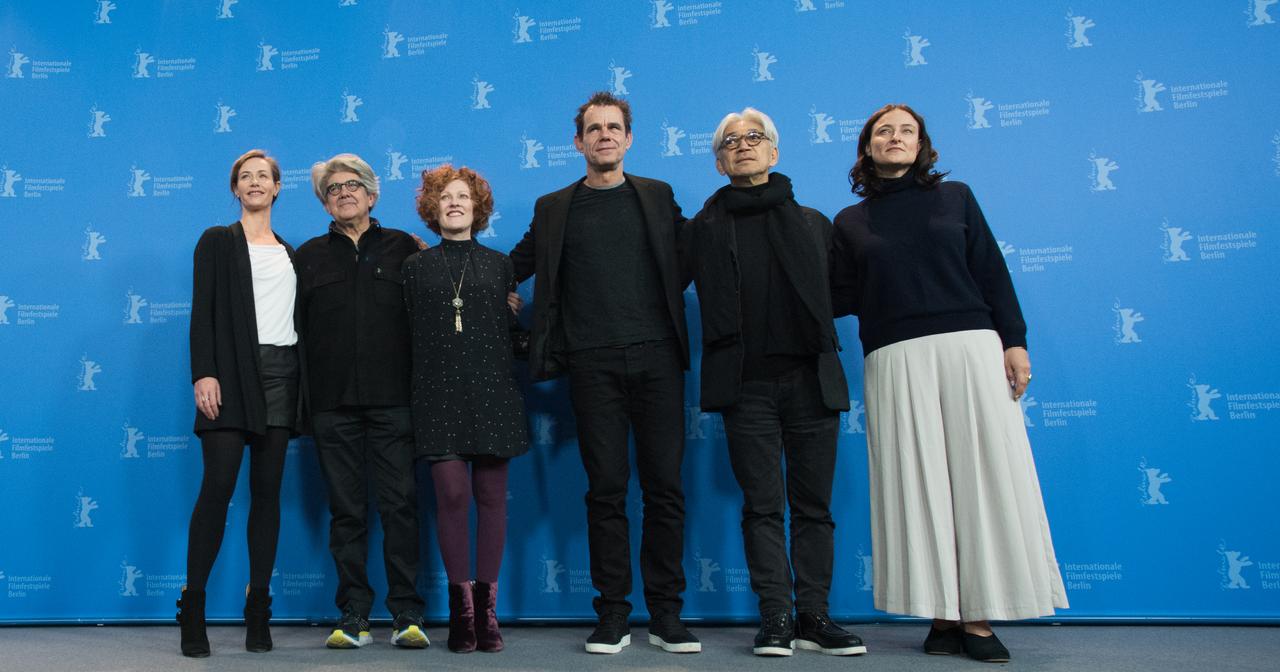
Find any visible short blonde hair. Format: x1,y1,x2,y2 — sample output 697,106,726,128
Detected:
230,149,280,203
310,153,379,206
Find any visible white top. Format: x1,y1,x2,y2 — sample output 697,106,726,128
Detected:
248,243,298,347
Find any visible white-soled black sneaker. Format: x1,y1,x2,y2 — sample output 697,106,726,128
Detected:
585,612,631,654
647,613,701,653
795,612,867,655
325,609,372,649
753,612,795,656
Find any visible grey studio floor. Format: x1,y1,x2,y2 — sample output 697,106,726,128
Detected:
2,623,1279,672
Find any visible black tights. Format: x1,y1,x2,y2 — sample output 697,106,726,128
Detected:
185,428,289,591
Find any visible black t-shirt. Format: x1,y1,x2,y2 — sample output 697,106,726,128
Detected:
559,179,675,351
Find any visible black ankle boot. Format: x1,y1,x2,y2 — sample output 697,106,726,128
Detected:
176,587,210,657
244,586,273,652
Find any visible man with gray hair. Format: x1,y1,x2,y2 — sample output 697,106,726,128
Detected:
678,108,865,657
295,153,426,651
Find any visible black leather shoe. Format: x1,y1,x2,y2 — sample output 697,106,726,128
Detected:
923,623,964,655
963,631,1011,663
752,612,795,656
795,612,867,655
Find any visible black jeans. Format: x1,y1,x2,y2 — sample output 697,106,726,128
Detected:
567,339,687,617
721,364,839,616
312,405,423,618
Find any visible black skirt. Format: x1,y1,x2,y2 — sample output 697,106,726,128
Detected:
259,344,299,431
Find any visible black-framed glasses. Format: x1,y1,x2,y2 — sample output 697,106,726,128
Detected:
325,180,366,197
720,130,769,151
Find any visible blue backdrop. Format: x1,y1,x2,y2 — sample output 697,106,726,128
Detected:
1,0,1278,623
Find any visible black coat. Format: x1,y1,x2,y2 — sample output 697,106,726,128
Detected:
510,174,690,381
189,222,299,436
679,200,850,413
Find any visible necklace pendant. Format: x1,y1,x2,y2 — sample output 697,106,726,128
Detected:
451,297,464,309
454,310,463,333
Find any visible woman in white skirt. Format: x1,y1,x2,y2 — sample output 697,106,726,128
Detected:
830,104,1068,663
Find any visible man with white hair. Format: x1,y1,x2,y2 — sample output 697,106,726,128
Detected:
295,153,426,651
679,108,865,657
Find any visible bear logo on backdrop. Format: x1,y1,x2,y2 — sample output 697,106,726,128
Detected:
751,46,777,81
1113,300,1144,344
539,557,564,593
651,0,674,28
1089,152,1119,191
83,227,106,261
660,121,686,157
471,76,494,110
0,295,14,324
796,0,818,11
513,12,536,43
855,547,874,591
77,355,102,391
217,0,237,20
1219,543,1254,589
256,43,278,71
608,60,632,95
809,106,835,144
965,92,994,129
1019,396,1039,427
1138,459,1171,505
123,290,147,324
532,413,555,447
385,150,408,181
903,30,930,66
841,402,866,434
693,551,720,592
519,133,544,169
340,90,362,123
0,429,9,458
94,1,117,25
132,49,153,78
686,406,710,440
121,423,145,458
1187,375,1221,421
118,559,142,596
88,106,111,138
214,102,235,133
1162,220,1194,261
2,166,22,197
1066,11,1095,48
74,489,99,528
1248,0,1278,26
7,48,29,78
382,28,405,58
1136,72,1166,112
128,166,150,197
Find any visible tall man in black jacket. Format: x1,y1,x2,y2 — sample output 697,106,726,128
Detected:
295,153,427,651
510,92,698,655
678,108,865,657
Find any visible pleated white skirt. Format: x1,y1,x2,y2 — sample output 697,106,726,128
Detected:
864,329,1068,621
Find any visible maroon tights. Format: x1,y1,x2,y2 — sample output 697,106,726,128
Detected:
430,458,510,583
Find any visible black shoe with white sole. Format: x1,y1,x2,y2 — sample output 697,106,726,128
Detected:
585,612,631,654
753,612,795,656
795,612,867,656
647,613,701,653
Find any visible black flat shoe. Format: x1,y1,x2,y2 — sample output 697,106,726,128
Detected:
963,631,1010,663
922,624,964,655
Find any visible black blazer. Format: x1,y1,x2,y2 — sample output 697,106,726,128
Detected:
679,201,850,413
510,174,690,381
189,222,299,436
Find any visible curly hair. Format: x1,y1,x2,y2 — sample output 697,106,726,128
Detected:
416,164,494,236
848,103,947,198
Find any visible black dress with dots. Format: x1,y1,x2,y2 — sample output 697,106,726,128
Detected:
402,238,529,460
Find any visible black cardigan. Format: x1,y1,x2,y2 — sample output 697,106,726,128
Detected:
189,222,298,436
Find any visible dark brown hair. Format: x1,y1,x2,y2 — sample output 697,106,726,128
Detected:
230,149,281,203
574,91,632,137
416,164,494,236
849,104,947,198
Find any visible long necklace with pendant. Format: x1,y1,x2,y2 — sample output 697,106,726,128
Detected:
440,243,473,333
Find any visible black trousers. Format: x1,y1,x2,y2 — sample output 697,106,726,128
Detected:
312,405,423,618
567,339,687,618
721,364,839,617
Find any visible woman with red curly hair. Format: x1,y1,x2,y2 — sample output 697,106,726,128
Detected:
402,164,528,653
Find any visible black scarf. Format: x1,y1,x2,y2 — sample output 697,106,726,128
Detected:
715,172,796,217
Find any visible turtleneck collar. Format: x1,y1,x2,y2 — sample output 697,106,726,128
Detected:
438,236,473,248
878,171,917,195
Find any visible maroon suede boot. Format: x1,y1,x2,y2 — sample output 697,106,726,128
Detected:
473,581,504,652
448,581,477,653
